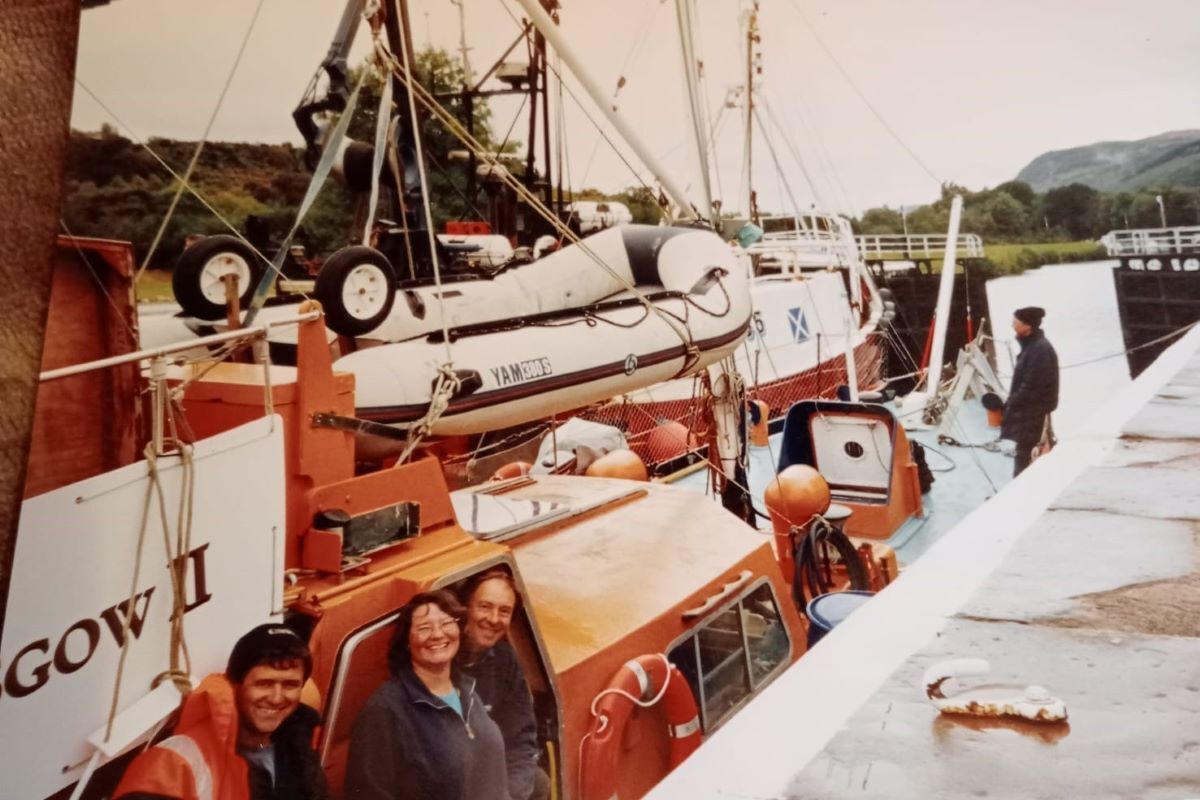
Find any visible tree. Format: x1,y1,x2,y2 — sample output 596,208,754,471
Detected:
984,191,1028,239
994,180,1036,208
854,207,904,235
1041,183,1101,239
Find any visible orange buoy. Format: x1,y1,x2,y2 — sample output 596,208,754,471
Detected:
748,399,770,446
584,449,648,481
764,465,832,530
644,420,698,463
764,465,831,583
579,655,702,800
489,461,532,481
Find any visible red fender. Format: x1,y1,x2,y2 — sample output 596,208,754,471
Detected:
579,654,702,800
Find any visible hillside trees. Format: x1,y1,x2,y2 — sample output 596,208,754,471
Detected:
61,48,510,269
849,179,1200,242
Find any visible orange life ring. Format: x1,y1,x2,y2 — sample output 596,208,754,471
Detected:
578,654,702,800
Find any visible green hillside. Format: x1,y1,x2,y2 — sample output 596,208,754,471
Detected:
1015,130,1200,193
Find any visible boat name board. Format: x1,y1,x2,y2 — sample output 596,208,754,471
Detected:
1120,256,1200,272
0,546,212,702
0,416,286,800
490,356,554,387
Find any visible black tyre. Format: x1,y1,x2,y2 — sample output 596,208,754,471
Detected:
314,246,397,336
172,235,266,320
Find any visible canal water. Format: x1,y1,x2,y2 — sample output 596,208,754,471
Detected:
986,259,1130,439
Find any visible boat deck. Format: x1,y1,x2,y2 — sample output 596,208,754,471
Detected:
650,325,1200,799
676,398,1011,566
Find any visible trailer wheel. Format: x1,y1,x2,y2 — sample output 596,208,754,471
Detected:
315,246,397,336
172,235,265,320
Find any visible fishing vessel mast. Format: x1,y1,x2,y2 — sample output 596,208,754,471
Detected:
743,1,760,224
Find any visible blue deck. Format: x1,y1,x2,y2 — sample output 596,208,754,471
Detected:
676,397,1012,566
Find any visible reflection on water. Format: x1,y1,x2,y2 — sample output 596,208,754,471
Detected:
987,260,1130,438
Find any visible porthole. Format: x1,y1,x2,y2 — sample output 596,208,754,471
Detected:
844,440,865,460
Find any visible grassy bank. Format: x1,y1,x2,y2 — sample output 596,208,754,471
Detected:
981,241,1109,274
136,270,174,303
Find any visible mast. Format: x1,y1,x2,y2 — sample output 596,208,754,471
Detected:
539,2,557,213
743,1,760,223
675,0,715,225
449,0,472,80
512,0,698,220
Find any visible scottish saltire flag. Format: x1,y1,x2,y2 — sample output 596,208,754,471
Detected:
788,307,810,343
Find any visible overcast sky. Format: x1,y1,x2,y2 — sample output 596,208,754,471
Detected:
72,0,1200,215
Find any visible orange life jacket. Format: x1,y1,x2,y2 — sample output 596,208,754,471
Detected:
113,675,250,800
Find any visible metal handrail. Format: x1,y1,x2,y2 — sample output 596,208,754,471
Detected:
38,310,321,382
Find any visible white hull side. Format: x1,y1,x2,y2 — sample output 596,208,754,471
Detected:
1,417,286,800
628,271,875,404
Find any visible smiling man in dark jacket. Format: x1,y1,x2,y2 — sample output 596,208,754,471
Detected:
1001,306,1059,476
457,570,549,800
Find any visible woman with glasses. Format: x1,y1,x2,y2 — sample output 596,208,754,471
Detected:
345,590,511,800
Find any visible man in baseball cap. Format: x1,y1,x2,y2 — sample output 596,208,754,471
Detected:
114,623,328,800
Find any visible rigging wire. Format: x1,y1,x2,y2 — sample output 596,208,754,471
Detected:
373,37,698,352
134,0,267,284
783,0,944,189
496,0,664,214
58,219,140,342
73,80,310,303
751,105,803,223
758,95,822,210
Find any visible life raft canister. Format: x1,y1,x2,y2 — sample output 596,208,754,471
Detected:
579,654,702,800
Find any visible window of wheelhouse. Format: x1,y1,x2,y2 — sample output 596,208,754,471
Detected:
668,580,791,732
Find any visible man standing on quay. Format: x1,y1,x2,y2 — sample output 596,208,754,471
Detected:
1002,306,1059,477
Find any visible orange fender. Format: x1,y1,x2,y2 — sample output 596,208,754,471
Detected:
490,461,532,481
579,654,701,800
748,399,770,446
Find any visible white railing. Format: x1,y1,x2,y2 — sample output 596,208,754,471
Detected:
1099,226,1200,256
854,233,985,259
746,213,861,271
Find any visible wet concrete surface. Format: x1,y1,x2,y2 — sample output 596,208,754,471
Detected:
780,348,1200,799
784,619,1200,800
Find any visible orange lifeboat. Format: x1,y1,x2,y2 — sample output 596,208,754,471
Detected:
579,654,702,800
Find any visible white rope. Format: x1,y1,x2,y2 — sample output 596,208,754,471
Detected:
393,366,463,465
588,653,674,719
